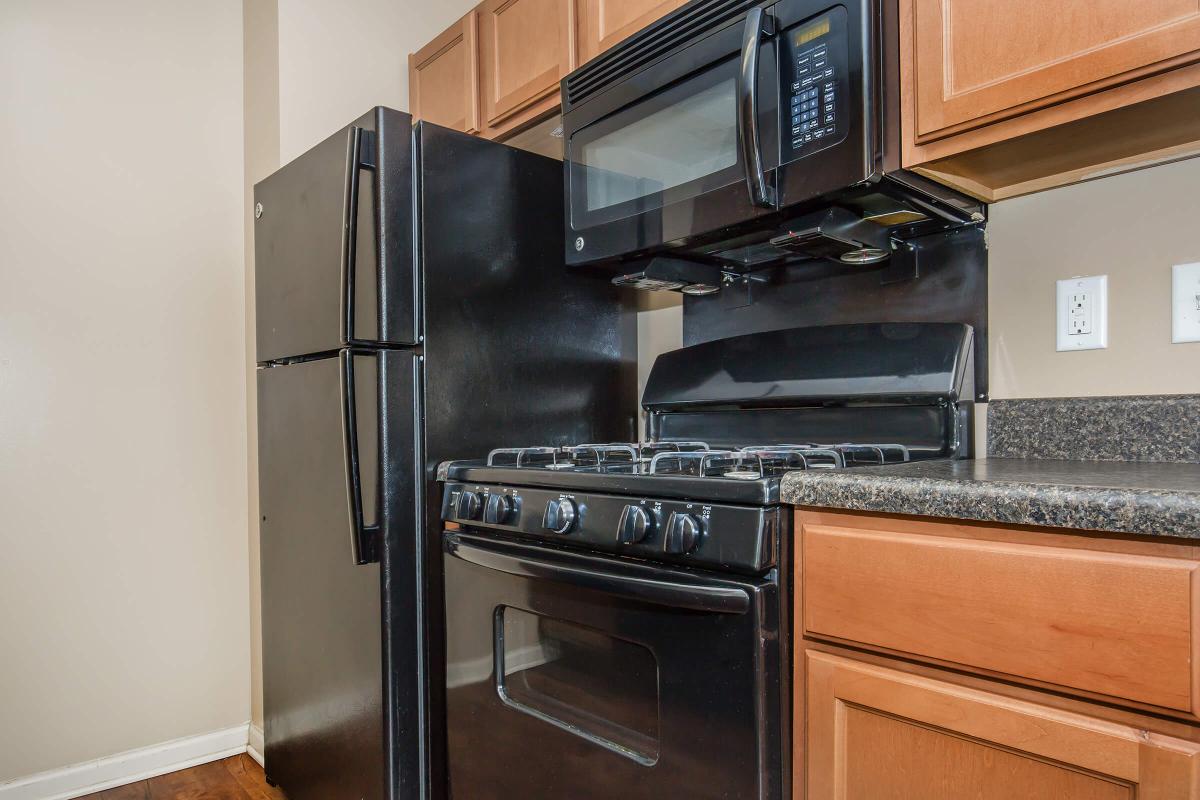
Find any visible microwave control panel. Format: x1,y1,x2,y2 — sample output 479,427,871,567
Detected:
780,6,850,160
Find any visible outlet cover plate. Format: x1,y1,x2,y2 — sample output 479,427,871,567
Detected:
1056,275,1108,351
1172,262,1200,343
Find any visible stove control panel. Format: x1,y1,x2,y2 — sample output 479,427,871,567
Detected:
441,483,780,573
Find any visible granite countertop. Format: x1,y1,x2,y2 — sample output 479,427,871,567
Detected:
781,458,1200,539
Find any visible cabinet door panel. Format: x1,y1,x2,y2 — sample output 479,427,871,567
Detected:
409,12,480,134
806,652,1200,800
910,0,1200,141
577,0,688,64
479,0,574,133
802,520,1200,713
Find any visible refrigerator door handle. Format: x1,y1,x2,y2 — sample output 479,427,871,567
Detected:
340,349,380,565
340,127,378,345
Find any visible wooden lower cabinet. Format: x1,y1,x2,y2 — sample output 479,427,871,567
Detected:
794,510,1200,798
804,651,1200,799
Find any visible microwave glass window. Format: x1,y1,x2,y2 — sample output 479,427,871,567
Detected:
496,606,661,764
579,78,738,212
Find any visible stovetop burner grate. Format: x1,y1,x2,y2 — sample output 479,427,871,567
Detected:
484,441,910,480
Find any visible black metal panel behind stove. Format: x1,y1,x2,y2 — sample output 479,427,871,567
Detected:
682,225,988,400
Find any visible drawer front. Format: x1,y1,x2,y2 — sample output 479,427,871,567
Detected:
801,519,1200,712
806,651,1200,800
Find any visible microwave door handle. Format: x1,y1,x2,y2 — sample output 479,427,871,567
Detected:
445,535,750,615
738,7,776,209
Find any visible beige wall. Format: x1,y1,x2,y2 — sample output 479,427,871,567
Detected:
276,0,480,164
0,0,248,783
245,0,480,731
988,157,1200,399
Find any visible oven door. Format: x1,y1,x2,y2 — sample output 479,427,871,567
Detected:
442,532,783,800
563,14,779,266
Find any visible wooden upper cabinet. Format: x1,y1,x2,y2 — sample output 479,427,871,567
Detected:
806,652,1200,800
576,0,689,64
900,0,1200,201
409,12,480,134
479,0,576,137
909,0,1200,142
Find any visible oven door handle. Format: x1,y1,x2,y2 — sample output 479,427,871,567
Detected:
738,6,776,209
446,535,751,614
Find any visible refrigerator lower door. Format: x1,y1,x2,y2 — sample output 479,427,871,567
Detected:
254,107,416,362
258,348,417,800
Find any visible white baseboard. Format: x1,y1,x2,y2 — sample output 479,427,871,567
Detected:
246,724,265,768
0,723,253,800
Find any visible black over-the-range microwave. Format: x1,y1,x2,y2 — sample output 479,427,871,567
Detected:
561,0,985,293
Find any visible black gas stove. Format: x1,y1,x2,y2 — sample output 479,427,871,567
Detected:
437,323,975,800
439,322,975,573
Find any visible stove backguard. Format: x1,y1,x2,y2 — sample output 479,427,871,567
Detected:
681,225,988,399
642,322,975,460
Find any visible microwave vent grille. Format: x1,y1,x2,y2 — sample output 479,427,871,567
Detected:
564,0,758,109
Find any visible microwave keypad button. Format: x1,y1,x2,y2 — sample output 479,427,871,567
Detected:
823,68,834,78
824,103,834,113
823,113,835,124
792,125,802,136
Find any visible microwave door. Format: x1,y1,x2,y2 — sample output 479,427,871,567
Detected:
564,22,779,266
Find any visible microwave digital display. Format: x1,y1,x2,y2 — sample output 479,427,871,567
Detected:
793,17,830,46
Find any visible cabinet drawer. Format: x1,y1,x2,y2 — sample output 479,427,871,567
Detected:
806,651,1200,800
801,517,1200,713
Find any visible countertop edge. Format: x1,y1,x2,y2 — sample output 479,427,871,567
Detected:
780,465,1200,539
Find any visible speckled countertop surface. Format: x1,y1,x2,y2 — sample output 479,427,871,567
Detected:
781,458,1200,538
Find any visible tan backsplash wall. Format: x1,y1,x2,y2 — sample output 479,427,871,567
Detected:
636,158,1200,433
988,157,1200,399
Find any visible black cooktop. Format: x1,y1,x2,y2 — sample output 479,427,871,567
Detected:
440,440,921,505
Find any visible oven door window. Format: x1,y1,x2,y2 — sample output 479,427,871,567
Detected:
568,57,744,230
496,606,660,764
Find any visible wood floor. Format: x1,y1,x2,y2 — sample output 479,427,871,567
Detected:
78,754,285,800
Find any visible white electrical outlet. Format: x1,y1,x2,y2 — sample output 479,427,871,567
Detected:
1172,262,1200,344
1056,275,1108,351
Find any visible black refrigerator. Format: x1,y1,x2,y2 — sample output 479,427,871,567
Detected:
254,107,636,800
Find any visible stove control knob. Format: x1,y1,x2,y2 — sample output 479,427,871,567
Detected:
664,512,702,555
455,490,483,521
484,493,515,525
617,505,654,544
542,497,578,534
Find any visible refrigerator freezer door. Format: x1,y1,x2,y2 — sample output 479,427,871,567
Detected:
254,107,416,362
259,350,417,800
